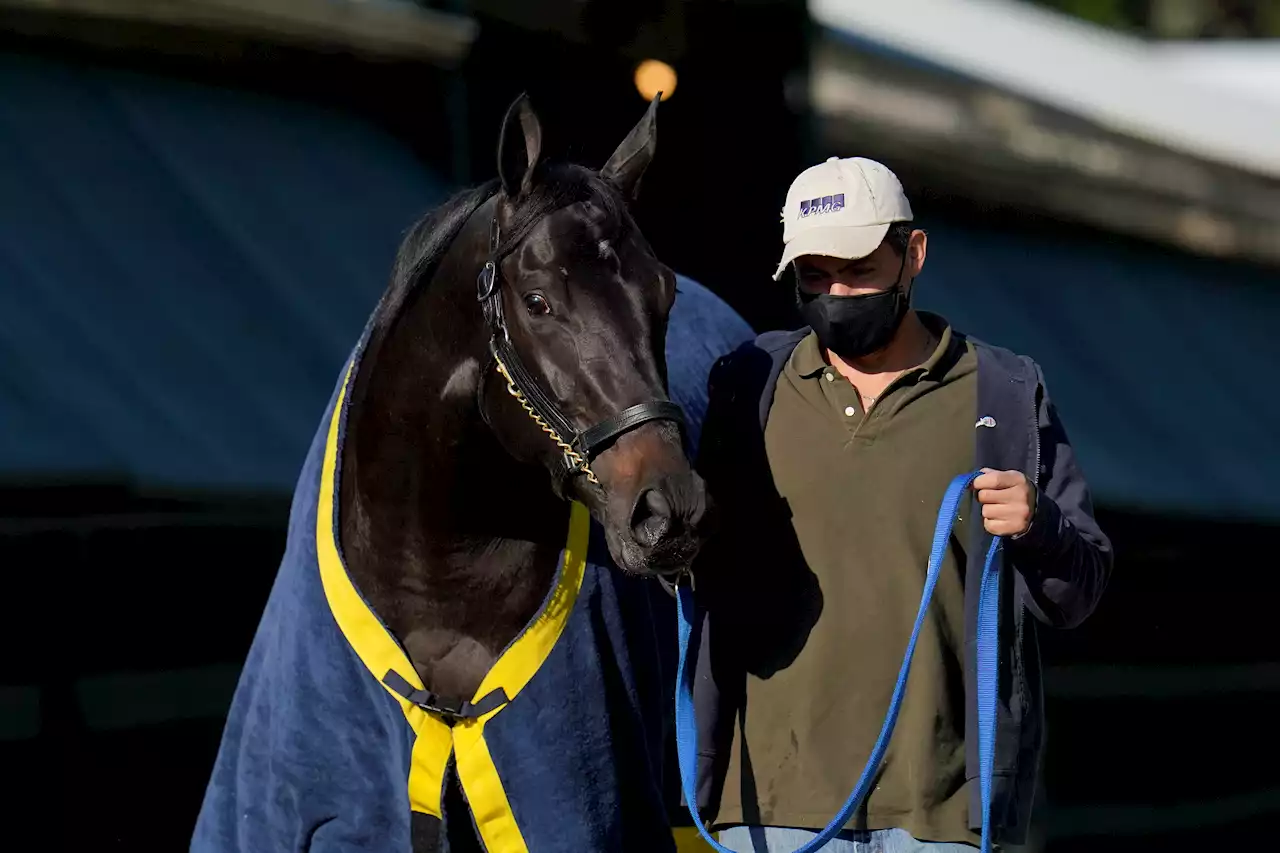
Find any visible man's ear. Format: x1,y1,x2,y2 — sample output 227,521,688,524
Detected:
908,228,928,277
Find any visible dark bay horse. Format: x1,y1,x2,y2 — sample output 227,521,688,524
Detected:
339,93,708,706
193,94,714,853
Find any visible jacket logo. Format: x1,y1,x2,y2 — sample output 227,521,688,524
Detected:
799,194,845,218
975,416,996,429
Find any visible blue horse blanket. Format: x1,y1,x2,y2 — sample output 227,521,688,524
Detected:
191,276,752,853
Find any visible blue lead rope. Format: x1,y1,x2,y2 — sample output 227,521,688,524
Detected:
675,470,1003,853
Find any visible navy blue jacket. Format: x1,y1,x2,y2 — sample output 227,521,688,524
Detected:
689,327,1113,845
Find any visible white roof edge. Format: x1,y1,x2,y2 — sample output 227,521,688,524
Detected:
810,0,1280,179
1150,42,1280,111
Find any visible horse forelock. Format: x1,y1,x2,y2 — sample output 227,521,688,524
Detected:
494,163,634,263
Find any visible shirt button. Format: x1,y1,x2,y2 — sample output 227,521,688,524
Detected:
844,406,856,417
824,372,834,382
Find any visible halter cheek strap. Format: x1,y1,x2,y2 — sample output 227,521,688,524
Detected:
476,209,686,494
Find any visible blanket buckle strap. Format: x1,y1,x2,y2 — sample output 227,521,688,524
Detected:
382,670,510,726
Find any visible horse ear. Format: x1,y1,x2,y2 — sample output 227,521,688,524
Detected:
497,92,543,199
601,94,660,201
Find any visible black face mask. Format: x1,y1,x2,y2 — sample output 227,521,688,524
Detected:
795,253,912,360
796,285,907,360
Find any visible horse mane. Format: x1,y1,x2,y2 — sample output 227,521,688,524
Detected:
372,177,501,337
372,163,632,336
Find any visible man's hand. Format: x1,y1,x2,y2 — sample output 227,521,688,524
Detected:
972,468,1036,538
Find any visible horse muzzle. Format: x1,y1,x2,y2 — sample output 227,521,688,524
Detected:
598,460,709,577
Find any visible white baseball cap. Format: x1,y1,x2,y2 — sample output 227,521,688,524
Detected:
772,156,914,280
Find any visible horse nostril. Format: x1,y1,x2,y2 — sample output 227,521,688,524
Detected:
630,488,672,548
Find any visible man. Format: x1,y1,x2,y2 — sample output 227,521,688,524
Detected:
687,157,1113,852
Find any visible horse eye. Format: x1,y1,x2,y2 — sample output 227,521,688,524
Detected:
524,292,552,316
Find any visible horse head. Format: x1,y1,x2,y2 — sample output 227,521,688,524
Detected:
477,93,709,577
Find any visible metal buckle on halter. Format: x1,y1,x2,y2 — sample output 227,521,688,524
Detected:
478,219,501,302
477,261,497,301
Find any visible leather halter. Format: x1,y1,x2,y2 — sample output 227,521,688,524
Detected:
476,206,686,496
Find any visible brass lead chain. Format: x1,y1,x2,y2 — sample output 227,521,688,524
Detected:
494,357,600,485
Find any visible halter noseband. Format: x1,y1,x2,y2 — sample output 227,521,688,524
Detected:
477,207,686,495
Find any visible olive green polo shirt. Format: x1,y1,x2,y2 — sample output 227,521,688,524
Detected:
715,314,980,845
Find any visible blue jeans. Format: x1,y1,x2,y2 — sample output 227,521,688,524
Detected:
716,826,977,853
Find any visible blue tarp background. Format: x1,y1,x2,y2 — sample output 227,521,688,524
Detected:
1,49,1277,520
0,51,444,491
915,225,1280,521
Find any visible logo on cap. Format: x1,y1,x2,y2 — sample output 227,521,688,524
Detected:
798,193,845,218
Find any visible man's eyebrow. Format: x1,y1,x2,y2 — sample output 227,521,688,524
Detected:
841,260,876,274
797,260,875,278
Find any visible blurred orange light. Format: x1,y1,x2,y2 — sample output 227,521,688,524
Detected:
634,59,676,102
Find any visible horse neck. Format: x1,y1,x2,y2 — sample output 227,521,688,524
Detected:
338,219,570,697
